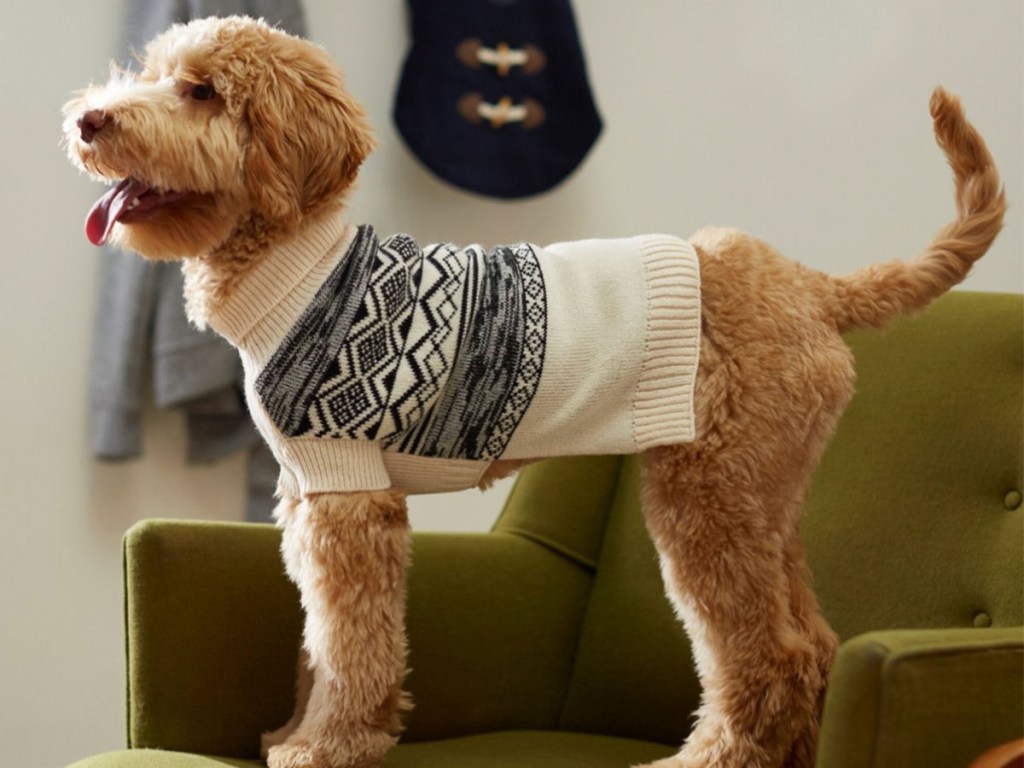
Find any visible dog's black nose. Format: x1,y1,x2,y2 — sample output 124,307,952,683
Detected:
77,110,108,143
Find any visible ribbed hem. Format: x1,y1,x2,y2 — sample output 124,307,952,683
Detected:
208,212,354,346
273,444,487,496
383,453,489,495
633,236,701,448
281,439,392,494
276,465,301,500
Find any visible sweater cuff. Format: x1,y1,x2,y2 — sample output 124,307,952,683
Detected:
633,236,701,449
281,439,391,495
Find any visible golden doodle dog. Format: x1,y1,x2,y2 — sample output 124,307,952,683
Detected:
63,16,1004,768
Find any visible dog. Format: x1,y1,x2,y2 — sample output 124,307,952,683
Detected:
63,16,1005,768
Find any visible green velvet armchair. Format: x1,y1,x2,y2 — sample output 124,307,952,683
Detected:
70,291,1023,768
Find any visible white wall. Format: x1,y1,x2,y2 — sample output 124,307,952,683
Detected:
1,2,1020,766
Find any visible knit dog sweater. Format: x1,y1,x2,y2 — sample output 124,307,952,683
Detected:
207,213,701,496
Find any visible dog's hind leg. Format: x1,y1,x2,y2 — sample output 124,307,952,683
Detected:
640,445,824,768
779,523,839,768
635,284,853,767
267,490,411,768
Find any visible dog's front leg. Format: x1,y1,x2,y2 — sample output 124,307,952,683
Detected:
267,490,411,768
262,497,314,758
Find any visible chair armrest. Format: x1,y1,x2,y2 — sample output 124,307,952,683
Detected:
816,627,1024,768
124,520,301,757
123,520,593,758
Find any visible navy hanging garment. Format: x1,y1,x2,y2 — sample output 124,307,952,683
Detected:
394,0,603,199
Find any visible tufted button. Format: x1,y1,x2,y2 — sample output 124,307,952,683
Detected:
1004,490,1022,510
973,611,993,628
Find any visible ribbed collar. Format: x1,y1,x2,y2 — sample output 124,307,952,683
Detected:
207,211,355,346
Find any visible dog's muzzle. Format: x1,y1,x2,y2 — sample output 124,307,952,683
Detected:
77,110,108,144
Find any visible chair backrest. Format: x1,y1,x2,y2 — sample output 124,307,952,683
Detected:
803,291,1023,639
493,454,700,746
493,291,1023,746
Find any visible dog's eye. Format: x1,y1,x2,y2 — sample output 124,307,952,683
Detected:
190,83,217,101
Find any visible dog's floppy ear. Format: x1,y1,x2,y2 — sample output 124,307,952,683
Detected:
244,38,375,225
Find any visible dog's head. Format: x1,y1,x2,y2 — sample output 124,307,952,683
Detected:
63,16,374,260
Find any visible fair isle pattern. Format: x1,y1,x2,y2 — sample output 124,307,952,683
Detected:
256,227,548,461
389,243,547,460
307,233,425,439
484,244,546,458
255,225,379,437
371,241,469,440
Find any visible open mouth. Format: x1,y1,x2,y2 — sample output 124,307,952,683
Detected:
86,177,191,246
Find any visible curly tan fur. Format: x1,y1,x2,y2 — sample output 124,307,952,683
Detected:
63,16,1004,768
63,16,374,325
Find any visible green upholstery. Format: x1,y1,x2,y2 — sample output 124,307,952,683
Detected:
555,457,700,745
121,522,302,756
804,292,1023,640
818,628,1023,768
69,292,1023,768
70,732,674,768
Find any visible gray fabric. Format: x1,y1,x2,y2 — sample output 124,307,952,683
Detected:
245,442,281,522
90,257,257,461
90,0,307,521
91,255,156,460
121,0,307,58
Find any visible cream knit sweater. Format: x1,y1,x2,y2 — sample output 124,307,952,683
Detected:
207,212,701,496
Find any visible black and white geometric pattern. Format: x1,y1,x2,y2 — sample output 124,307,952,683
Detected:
482,244,546,458
376,243,468,440
255,225,380,437
390,242,547,459
307,233,425,439
255,227,547,461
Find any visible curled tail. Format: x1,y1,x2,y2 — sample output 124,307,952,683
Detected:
832,87,1006,332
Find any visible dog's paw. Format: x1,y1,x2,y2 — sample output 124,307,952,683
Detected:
635,741,779,768
267,741,383,768
632,743,745,768
266,731,395,768
634,757,691,768
636,757,734,768
267,741,332,768
261,726,296,761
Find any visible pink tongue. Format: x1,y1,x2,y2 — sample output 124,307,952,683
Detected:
85,178,151,246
